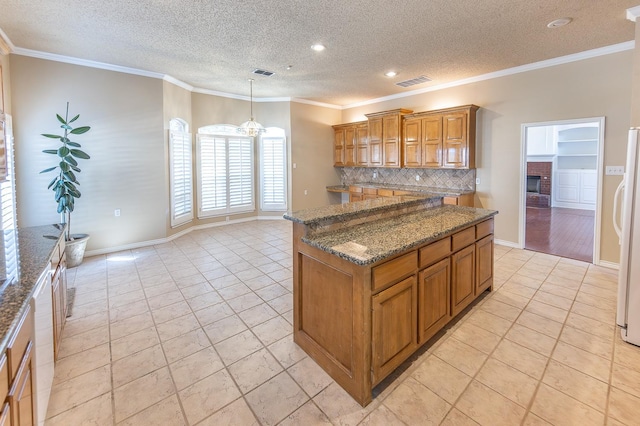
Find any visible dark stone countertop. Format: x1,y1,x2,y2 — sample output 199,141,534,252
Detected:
0,224,65,353
301,205,497,265
326,183,474,196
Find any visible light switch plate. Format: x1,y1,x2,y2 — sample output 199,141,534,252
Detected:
606,166,624,175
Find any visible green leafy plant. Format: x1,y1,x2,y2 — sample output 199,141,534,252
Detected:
40,102,91,240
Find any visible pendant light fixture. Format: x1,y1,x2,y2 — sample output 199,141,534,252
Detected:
238,78,266,137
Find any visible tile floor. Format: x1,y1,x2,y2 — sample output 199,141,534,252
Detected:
44,220,640,425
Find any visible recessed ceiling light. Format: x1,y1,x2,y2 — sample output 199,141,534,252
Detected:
311,44,326,52
385,71,398,78
547,17,572,28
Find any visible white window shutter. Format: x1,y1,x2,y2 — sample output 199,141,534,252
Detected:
260,135,287,211
169,121,193,227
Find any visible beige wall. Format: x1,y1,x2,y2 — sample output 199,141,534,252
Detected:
290,102,342,211
342,51,633,263
1,54,10,114
10,55,166,251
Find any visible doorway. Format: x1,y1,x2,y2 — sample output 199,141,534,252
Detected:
520,118,604,264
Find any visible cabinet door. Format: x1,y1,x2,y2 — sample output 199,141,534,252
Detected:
344,126,356,166
475,235,493,295
580,170,597,204
349,193,363,202
0,402,9,426
356,124,369,166
9,343,34,426
368,118,383,166
334,128,345,166
442,112,468,168
451,244,475,316
422,116,443,167
52,261,67,362
403,119,421,168
372,276,417,385
382,115,401,168
418,258,451,345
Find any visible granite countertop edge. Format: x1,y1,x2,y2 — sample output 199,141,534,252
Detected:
0,224,65,354
301,206,498,266
326,184,474,196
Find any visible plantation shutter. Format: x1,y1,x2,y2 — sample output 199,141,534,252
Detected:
0,114,18,282
197,135,227,215
169,126,193,227
228,137,254,212
260,135,287,211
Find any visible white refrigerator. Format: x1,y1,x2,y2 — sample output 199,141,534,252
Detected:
614,128,640,346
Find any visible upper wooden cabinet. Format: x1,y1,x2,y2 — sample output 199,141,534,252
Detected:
365,109,412,168
403,105,479,169
333,121,367,167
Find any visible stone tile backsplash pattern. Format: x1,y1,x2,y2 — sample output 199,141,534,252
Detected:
339,168,476,191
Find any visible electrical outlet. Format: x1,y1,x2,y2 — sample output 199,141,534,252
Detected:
114,209,121,217
475,178,480,185
606,166,624,175
415,175,420,181
373,171,377,179
304,189,308,195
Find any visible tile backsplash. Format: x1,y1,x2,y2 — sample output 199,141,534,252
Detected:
339,168,476,191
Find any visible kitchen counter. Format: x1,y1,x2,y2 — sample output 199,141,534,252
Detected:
302,205,497,265
326,183,474,197
0,224,65,353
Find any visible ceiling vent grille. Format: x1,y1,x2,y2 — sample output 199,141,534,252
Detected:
395,75,431,88
252,68,275,77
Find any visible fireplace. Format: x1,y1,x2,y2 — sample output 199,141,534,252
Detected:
527,175,541,193
526,162,552,208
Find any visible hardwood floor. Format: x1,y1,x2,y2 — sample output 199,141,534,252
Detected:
525,207,594,263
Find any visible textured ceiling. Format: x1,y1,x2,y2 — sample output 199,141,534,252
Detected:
0,0,637,106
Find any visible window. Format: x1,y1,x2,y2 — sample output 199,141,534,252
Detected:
260,128,287,211
169,118,193,227
197,125,254,217
0,114,18,282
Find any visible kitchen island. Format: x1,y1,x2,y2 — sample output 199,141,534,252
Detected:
284,197,497,406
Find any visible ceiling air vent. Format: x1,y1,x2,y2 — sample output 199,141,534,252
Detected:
395,75,432,88
252,68,275,77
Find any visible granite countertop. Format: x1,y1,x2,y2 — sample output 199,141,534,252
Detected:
302,205,497,265
284,195,440,225
326,183,474,196
0,224,65,353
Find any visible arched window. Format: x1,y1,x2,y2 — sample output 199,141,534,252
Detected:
168,118,193,227
260,128,287,211
197,124,254,217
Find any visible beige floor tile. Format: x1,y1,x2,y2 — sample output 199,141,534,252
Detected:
214,329,265,365
178,369,241,424
542,359,608,412
579,282,617,301
505,323,557,356
516,310,563,339
451,322,502,354
150,300,192,324
169,346,224,390
117,395,185,426
63,310,110,338
52,343,110,385
110,299,149,323
111,326,160,361
58,325,110,359
267,334,308,368
479,298,522,322
383,377,450,425
552,341,611,382
608,387,640,425
193,301,234,326
113,367,175,423
611,362,640,398
433,337,487,376
476,358,538,407
412,355,471,404
492,339,548,379
531,383,604,426
359,403,405,425
245,371,309,426
501,282,537,299
109,311,155,340
560,325,613,359
267,293,293,313
456,380,526,426
614,341,640,373
538,282,578,300
441,408,480,426
156,313,201,341
161,327,211,364
197,397,260,426
543,274,582,289
203,314,248,344
565,312,615,340
313,382,374,426
491,289,530,309
46,365,112,419
287,356,334,397
112,344,167,388
227,292,265,313
109,288,146,309
532,291,574,310
218,283,252,300
575,290,616,311
508,272,546,288
525,300,568,324
70,299,109,319
238,302,279,327
255,283,289,301
45,392,112,426
252,315,292,346
571,301,614,324
227,348,283,393
522,412,553,425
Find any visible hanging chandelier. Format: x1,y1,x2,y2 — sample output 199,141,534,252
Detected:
238,78,266,137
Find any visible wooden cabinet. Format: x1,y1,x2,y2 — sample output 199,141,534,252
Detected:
451,244,475,316
52,250,67,362
9,343,33,426
418,258,451,345
355,123,369,166
333,121,367,167
366,109,412,168
372,276,417,384
402,105,478,169
4,306,35,426
334,127,345,166
443,193,475,207
476,234,494,295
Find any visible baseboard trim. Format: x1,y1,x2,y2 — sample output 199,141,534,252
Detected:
84,216,286,257
596,260,619,270
494,239,521,249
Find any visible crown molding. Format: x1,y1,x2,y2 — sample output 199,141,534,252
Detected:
291,98,343,110
343,40,635,109
0,28,14,55
627,6,640,22
163,75,193,91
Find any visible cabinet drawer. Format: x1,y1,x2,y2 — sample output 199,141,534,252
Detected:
443,196,458,205
377,189,394,197
363,187,377,195
476,219,494,239
372,252,417,292
7,306,32,382
0,355,7,404
419,237,451,268
348,185,362,193
452,227,476,252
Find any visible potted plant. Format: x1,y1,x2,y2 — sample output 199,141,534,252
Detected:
40,102,91,267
